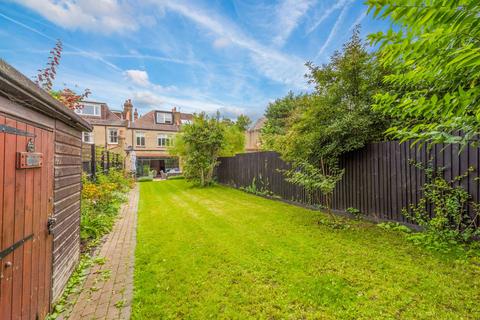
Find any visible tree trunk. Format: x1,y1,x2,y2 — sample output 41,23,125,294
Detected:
200,168,205,187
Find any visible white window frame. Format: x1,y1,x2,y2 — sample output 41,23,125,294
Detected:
107,128,118,144
156,112,173,124
157,134,172,147
136,132,145,147
180,119,192,125
75,103,101,117
82,132,94,144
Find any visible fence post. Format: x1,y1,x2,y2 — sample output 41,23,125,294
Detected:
90,144,96,180
101,151,106,173
107,151,110,173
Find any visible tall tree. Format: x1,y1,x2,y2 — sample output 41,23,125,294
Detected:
260,91,305,150
235,114,252,131
367,0,480,145
266,27,389,213
281,27,389,166
170,113,244,186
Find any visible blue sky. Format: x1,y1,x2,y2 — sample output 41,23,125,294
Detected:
0,0,389,120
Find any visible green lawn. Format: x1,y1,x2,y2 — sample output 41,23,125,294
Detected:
133,180,480,319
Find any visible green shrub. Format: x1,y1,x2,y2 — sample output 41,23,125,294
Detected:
346,207,364,220
377,222,412,234
80,170,133,249
168,175,185,180
240,176,277,198
137,176,153,182
402,161,480,253
142,165,150,177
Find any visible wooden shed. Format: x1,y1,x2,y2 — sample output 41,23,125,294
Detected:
0,60,92,319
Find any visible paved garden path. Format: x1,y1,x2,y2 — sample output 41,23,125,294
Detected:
66,184,139,320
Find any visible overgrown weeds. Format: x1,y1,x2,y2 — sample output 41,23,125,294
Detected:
240,176,278,198
401,161,480,256
80,169,134,250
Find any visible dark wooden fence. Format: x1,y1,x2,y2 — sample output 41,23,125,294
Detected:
216,141,480,224
81,144,124,178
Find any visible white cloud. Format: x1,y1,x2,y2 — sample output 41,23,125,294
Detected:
315,3,351,59
350,11,367,31
0,11,124,71
273,0,315,46
123,69,178,93
306,0,351,35
132,90,247,117
156,0,308,88
11,0,139,34
124,69,150,87
213,37,231,49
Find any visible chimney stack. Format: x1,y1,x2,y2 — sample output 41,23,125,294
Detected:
172,106,180,125
134,108,139,121
123,99,133,122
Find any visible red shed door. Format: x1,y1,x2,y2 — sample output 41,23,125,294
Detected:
0,116,54,320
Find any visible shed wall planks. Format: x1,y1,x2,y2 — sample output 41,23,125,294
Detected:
51,120,83,301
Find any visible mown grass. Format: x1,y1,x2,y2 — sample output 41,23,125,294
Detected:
133,180,480,319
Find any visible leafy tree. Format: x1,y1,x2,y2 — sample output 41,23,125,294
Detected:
235,114,252,131
222,125,245,156
260,92,305,150
50,88,91,110
270,28,389,213
367,0,480,145
285,161,343,219
170,113,244,186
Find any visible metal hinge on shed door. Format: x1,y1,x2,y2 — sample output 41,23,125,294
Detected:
0,124,35,137
47,216,57,234
47,197,56,234
0,234,34,260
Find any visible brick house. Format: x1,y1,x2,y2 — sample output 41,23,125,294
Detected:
245,117,266,152
75,99,193,176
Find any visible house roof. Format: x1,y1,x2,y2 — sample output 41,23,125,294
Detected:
79,101,127,126
130,110,193,131
0,59,92,131
180,113,194,120
77,100,194,131
249,117,266,131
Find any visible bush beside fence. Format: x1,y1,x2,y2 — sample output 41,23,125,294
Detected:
216,141,480,226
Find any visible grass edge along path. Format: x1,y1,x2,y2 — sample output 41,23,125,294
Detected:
133,180,480,319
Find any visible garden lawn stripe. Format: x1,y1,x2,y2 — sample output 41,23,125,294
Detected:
133,180,480,319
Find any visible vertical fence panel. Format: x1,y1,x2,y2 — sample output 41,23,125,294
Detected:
80,144,124,180
217,140,480,226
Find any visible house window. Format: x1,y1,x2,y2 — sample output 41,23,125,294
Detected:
75,103,101,116
157,134,172,147
156,112,173,124
180,119,192,124
108,128,118,144
82,132,94,144
136,132,145,147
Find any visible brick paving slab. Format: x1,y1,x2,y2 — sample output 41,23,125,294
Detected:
61,185,139,320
